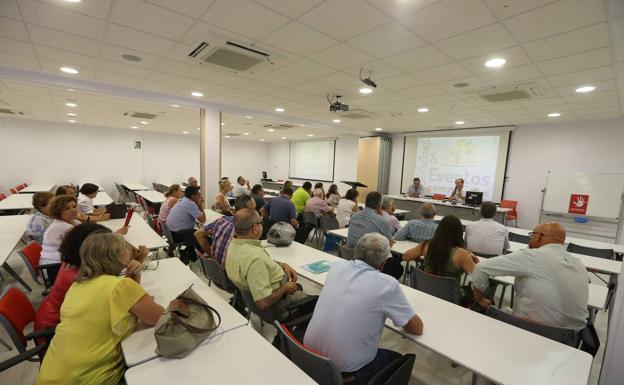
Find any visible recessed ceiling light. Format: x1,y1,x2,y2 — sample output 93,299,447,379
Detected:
275,107,285,112
484,58,506,68
65,0,82,3
66,112,76,117
66,88,75,92
224,135,230,138
267,128,275,132
333,119,341,123
575,85,596,93
374,127,383,131
182,131,189,134
547,112,561,117
308,134,314,137
455,121,465,125
131,126,138,129
139,121,148,125
197,127,200,130
260,139,265,142
171,104,180,108
359,87,373,94
65,102,77,107
221,122,225,126
243,132,250,136
121,54,142,62
60,66,79,74
191,91,203,97
245,115,252,119
281,136,287,139
417,107,429,113
67,119,76,123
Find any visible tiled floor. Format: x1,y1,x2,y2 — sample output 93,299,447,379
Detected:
0,245,609,385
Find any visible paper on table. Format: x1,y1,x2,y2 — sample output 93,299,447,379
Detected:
301,260,331,274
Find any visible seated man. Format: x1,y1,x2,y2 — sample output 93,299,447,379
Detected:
250,184,265,212
380,197,400,235
465,201,509,256
346,192,393,249
304,233,423,385
225,209,315,321
232,176,251,197
166,185,206,264
449,178,465,203
471,223,589,330
304,188,334,218
394,203,438,242
291,181,312,217
406,177,424,198
260,187,298,228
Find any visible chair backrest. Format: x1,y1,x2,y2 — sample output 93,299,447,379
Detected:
473,252,499,259
338,244,355,260
566,243,615,260
22,182,28,187
509,232,530,244
410,268,459,304
15,185,24,191
239,290,277,324
9,188,17,194
320,216,340,233
198,257,233,292
367,354,415,385
485,306,578,347
38,263,62,294
303,211,319,228
0,193,6,201
17,241,42,283
275,322,343,385
0,286,36,352
160,222,178,246
499,200,518,219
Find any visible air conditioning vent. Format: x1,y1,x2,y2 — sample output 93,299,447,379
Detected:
341,109,374,119
224,133,240,137
0,108,23,115
469,82,546,103
481,89,531,102
124,112,158,119
263,124,296,130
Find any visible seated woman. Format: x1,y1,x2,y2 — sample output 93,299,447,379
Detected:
26,191,53,243
56,185,108,222
77,183,107,216
402,215,482,306
213,179,232,213
158,184,183,224
36,232,164,385
336,188,360,228
313,182,325,199
40,195,81,266
325,184,340,208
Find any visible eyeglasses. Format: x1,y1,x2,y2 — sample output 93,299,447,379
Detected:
528,231,544,238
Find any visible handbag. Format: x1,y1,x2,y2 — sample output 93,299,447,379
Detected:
154,286,221,358
105,202,127,219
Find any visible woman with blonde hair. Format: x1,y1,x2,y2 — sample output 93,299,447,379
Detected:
213,179,232,213
36,232,164,385
158,184,183,224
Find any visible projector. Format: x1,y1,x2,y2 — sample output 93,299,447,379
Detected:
328,95,349,112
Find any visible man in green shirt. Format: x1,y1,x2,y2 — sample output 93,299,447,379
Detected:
291,181,312,215
226,208,315,321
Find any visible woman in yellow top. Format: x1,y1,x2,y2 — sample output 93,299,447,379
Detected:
36,232,165,385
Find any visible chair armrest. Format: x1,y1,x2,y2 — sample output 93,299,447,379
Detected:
283,313,313,329
26,326,56,341
286,295,318,311
0,344,46,372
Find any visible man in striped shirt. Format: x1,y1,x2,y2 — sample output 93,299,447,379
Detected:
465,201,509,256
394,203,438,242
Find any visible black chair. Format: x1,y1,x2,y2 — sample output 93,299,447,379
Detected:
485,306,578,348
319,215,340,248
160,222,182,258
509,232,530,244
0,344,47,372
302,211,322,248
472,252,499,259
38,263,61,296
338,244,355,260
567,243,615,285
197,256,240,310
410,268,459,305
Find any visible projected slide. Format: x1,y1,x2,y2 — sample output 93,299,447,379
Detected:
415,136,500,200
289,140,335,181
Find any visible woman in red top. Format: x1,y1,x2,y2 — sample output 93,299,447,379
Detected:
34,223,111,330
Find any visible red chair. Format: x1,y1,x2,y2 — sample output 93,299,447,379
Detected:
15,185,24,191
499,200,518,227
17,241,42,286
9,188,17,194
0,193,6,201
22,182,29,187
432,193,446,200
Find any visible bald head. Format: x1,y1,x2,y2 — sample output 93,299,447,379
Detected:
234,208,261,239
529,222,566,248
421,203,435,219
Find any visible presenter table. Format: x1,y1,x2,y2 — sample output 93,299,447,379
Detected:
387,195,510,224
100,214,167,250
121,258,248,367
124,325,316,385
18,184,55,193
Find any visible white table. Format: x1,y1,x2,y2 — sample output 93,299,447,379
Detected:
93,191,113,207
0,231,32,291
327,227,417,255
0,215,30,234
121,183,151,191
121,258,248,367
18,184,55,193
135,190,166,204
0,193,35,210
100,214,167,250
204,209,224,224
264,188,280,196
124,325,316,385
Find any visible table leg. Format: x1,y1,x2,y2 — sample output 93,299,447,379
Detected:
2,263,32,292
472,372,478,385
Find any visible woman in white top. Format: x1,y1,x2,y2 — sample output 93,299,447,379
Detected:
40,195,82,266
76,183,106,216
325,184,340,207
336,188,360,228
213,179,232,214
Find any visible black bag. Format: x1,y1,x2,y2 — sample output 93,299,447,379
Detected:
106,203,126,219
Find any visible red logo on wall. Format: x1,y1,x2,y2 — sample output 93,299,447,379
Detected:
568,194,589,215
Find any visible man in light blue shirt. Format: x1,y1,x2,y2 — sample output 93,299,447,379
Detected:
166,185,206,264
346,192,393,248
394,203,438,242
304,233,423,385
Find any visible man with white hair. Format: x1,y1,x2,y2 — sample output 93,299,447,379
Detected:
304,188,334,218
187,176,198,187
380,197,400,235
394,203,438,242
304,233,423,385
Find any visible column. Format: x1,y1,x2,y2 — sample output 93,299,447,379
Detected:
200,108,221,204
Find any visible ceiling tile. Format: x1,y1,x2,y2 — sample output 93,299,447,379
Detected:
0,36,34,56
555,78,616,96
400,84,444,98
536,47,612,76
40,59,95,80
484,0,558,19
384,45,451,72
0,0,21,20
0,51,39,70
180,21,251,48
522,22,610,62
299,0,391,41
0,16,29,41
20,0,107,40
346,22,425,59
95,59,151,79
253,0,323,18
460,46,533,74
480,64,543,85
110,0,194,40
104,23,176,57
311,44,375,70
261,22,338,57
547,66,614,88
434,23,516,60
202,0,290,40
38,0,113,20
98,44,161,70
254,70,307,88
413,62,471,83
237,80,282,94
293,81,331,96
354,73,420,92
315,71,362,89
143,71,196,88
278,59,335,80
343,60,402,81
28,24,100,56
366,0,440,18
503,0,606,43
94,70,143,87
34,45,97,69
145,0,216,18
400,0,496,42
435,76,489,93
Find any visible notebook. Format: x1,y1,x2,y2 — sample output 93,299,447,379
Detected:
301,260,331,274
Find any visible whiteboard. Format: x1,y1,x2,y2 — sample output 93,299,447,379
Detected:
542,171,624,219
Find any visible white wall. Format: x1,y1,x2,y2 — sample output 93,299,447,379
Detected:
221,138,270,188
267,136,359,193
